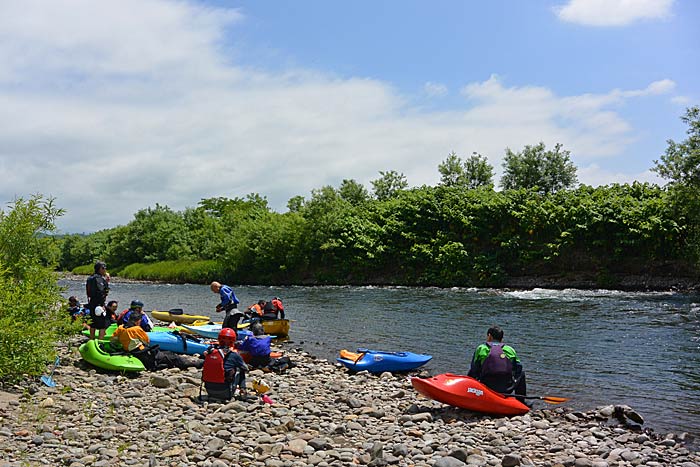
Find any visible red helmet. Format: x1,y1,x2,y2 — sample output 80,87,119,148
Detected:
218,328,237,347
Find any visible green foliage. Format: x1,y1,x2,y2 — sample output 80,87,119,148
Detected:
338,179,370,205
120,260,220,283
653,106,700,187
500,142,578,194
0,195,75,382
54,176,696,288
439,151,494,189
653,106,700,265
371,170,408,201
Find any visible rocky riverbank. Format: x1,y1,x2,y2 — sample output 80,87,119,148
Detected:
1,337,699,467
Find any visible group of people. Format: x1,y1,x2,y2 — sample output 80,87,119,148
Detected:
209,281,285,330
71,262,524,403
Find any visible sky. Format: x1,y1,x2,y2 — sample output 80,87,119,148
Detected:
0,0,698,233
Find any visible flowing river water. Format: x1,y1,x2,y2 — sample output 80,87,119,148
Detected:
59,277,700,440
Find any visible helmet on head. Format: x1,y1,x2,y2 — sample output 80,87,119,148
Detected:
94,261,107,272
130,299,144,309
218,328,237,347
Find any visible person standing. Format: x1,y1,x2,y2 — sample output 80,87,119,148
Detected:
86,261,109,340
467,325,526,399
210,281,243,330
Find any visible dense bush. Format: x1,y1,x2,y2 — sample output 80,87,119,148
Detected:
0,195,78,381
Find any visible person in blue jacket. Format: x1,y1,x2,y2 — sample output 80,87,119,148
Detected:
237,323,271,369
210,281,242,330
120,300,153,332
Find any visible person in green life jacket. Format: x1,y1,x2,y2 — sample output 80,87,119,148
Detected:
467,325,527,400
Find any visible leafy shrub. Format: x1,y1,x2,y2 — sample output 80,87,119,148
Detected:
0,196,77,382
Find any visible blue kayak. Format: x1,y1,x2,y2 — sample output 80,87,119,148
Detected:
181,324,252,340
337,348,432,373
147,331,211,355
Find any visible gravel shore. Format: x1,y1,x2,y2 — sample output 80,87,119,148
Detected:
1,337,698,467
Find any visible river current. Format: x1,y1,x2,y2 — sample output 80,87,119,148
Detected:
59,278,700,439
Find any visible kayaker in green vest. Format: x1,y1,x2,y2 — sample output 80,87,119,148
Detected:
467,325,527,400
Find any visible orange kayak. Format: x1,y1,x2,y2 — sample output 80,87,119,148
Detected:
411,373,529,416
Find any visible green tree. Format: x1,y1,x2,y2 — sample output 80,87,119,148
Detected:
463,152,494,189
371,170,408,201
338,179,369,205
500,142,578,194
287,195,305,213
438,151,465,186
653,106,700,187
0,195,74,381
653,106,700,264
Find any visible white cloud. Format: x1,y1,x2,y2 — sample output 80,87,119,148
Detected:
0,1,674,232
671,95,691,105
424,82,448,97
555,0,674,26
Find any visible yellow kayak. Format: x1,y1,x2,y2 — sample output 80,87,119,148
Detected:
151,310,210,324
261,319,290,337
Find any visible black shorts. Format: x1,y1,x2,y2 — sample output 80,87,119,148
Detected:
89,313,109,330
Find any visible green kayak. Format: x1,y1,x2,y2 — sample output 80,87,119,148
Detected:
82,322,173,338
79,339,145,372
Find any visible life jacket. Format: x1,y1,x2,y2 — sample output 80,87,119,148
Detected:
202,347,230,384
248,303,263,316
113,325,150,352
480,342,513,378
116,308,130,325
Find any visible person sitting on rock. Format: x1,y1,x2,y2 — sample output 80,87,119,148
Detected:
110,320,202,371
467,325,526,400
67,296,89,326
237,322,272,369
201,328,249,401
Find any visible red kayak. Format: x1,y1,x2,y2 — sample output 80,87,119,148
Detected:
411,373,530,416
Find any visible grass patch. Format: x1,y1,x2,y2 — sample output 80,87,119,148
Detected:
119,260,221,283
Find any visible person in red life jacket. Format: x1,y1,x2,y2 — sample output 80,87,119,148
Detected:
201,328,249,401
237,323,272,369
120,300,153,332
467,326,526,400
261,297,284,320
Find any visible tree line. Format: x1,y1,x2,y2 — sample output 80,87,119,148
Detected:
40,106,700,287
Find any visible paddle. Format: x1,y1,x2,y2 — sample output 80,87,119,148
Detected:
501,393,569,404
40,357,60,387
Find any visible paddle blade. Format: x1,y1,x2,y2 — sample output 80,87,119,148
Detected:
40,376,56,387
541,396,569,404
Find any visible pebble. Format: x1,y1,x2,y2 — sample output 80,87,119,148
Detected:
0,336,697,467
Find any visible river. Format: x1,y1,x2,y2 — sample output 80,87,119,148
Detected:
59,277,700,440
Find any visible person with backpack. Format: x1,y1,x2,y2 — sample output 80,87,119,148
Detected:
467,326,526,399
86,261,110,340
201,328,249,401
